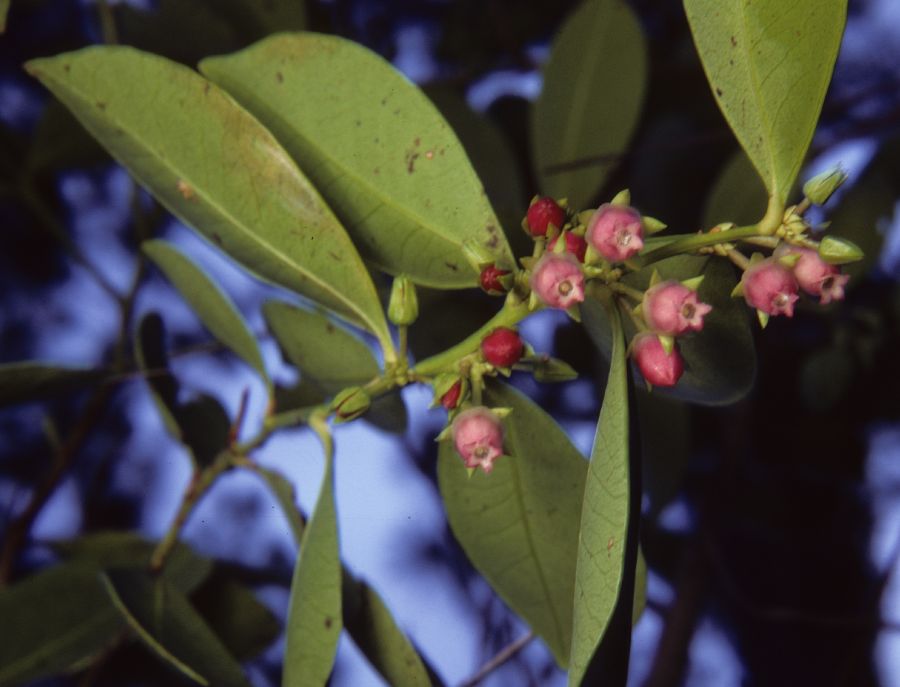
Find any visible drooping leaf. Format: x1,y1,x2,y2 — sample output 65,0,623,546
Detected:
143,239,269,389
532,0,648,209
191,572,281,661
632,547,647,626
703,150,769,229
0,563,124,687
684,0,847,203
201,33,515,288
581,255,756,405
438,381,587,666
26,47,393,354
50,531,212,594
284,446,341,686
568,297,631,685
0,361,105,407
102,570,250,687
343,573,434,687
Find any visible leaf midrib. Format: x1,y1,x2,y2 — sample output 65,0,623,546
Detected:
33,59,385,340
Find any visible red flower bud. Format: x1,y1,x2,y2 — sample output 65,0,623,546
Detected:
440,380,463,410
530,253,585,309
547,232,588,262
480,265,511,295
632,333,684,387
481,327,524,367
779,245,849,304
742,258,799,316
452,407,504,473
642,281,712,335
526,197,565,237
586,204,644,262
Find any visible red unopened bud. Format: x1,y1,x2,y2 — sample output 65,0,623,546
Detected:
530,253,585,309
548,232,588,262
480,265,511,295
526,197,565,237
586,204,644,262
742,258,799,316
642,281,712,335
632,333,684,387
440,380,463,410
778,245,849,305
452,407,504,473
481,327,524,367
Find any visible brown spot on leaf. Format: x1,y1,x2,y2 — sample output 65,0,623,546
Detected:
212,232,223,246
177,179,196,200
405,150,420,174
413,137,420,147
324,616,333,629
445,261,459,271
715,87,723,97
730,35,737,47
329,251,342,261
96,101,106,111
607,536,616,554
203,82,210,95
373,167,380,175
63,64,71,73
275,71,284,83
425,150,434,160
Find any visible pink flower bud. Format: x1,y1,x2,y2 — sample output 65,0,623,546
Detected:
451,407,504,473
779,245,849,304
530,253,585,309
547,232,588,262
479,265,510,295
526,197,565,237
642,281,712,335
440,380,462,410
481,327,524,368
632,333,684,387
586,204,644,262
741,258,800,316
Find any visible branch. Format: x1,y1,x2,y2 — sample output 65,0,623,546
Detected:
458,631,534,687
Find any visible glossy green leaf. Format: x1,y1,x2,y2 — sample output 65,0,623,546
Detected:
201,33,515,288
582,255,756,405
568,298,629,685
26,47,392,353
191,573,281,660
703,150,769,229
532,0,648,209
438,382,587,666
684,0,847,202
103,570,250,687
143,239,269,389
343,573,433,687
0,563,124,687
50,531,212,594
0,362,105,407
284,447,341,685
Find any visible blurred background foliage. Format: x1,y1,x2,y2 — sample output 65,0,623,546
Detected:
1,0,900,685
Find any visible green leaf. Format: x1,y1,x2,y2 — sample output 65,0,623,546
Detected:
0,0,8,34
532,0,648,209
102,570,250,687
143,239,269,389
0,362,105,407
632,547,647,626
343,573,434,687
582,256,756,405
255,465,306,545
0,563,124,687
50,531,212,594
191,573,281,660
568,297,630,685
201,33,515,288
438,381,587,666
284,445,341,686
702,150,769,229
684,0,847,202
26,46,393,354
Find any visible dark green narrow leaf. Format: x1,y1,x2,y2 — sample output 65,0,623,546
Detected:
568,296,634,685
684,0,847,202
532,0,648,209
0,563,124,687
343,573,434,687
143,239,270,390
284,446,341,685
102,570,250,687
0,362,105,407
201,34,515,288
438,382,587,666
25,46,393,354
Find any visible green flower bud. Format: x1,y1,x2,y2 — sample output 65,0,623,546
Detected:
803,168,848,206
531,356,578,383
388,275,418,326
330,386,371,423
817,235,864,265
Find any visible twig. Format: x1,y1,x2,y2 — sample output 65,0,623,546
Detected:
458,631,534,687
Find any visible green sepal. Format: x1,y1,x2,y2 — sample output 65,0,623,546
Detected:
435,424,453,442
776,253,801,269
583,243,603,266
466,466,477,479
803,167,847,206
649,269,662,287
528,291,542,311
610,189,631,206
577,209,596,226
550,231,568,254
330,386,371,423
642,216,667,233
565,306,582,322
387,274,419,326
531,356,579,383
818,235,864,265
730,281,745,298
657,334,675,356
681,275,704,291
757,310,770,328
